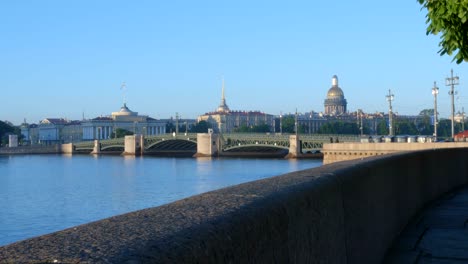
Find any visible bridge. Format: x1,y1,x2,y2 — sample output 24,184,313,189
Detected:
2,148,468,262
72,133,360,156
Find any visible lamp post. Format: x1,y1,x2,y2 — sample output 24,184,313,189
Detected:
446,69,459,139
432,81,439,140
386,89,394,136
308,113,311,135
295,109,298,136
358,109,363,136
175,112,179,135
461,107,466,133
279,112,282,134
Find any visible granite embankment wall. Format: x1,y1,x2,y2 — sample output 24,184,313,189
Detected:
0,145,61,155
322,142,468,164
1,148,467,263
0,144,74,155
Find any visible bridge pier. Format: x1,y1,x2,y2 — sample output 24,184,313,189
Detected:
123,134,144,156
8,135,18,147
91,140,101,155
285,135,301,158
194,131,220,157
61,143,75,154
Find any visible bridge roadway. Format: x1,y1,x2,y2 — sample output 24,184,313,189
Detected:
73,133,360,153
1,148,467,262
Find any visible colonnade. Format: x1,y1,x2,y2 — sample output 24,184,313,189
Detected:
82,125,166,140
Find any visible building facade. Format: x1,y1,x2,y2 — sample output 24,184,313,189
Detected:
20,118,83,145
81,103,166,140
198,80,274,133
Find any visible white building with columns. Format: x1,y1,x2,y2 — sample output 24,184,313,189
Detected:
198,79,275,133
81,103,166,140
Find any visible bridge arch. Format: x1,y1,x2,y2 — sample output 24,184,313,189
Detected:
223,144,288,153
101,145,125,151
3,148,467,262
145,139,197,151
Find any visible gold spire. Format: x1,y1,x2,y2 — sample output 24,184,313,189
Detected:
217,77,229,112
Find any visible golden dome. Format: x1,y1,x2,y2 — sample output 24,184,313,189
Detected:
326,75,344,99
327,86,344,98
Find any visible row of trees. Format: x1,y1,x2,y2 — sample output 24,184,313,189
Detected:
0,121,22,146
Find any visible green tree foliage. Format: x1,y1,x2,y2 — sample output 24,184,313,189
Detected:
110,128,134,138
417,114,433,135
317,121,360,134
377,119,389,135
189,121,212,133
394,119,419,135
234,124,271,133
281,116,296,133
418,0,468,63
437,119,452,138
166,122,175,133
419,108,435,116
0,121,21,146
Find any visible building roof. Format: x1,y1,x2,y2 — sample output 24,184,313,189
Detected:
112,103,138,117
40,118,68,125
203,110,270,116
92,117,113,121
454,130,468,138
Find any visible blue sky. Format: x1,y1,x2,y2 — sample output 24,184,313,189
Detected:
1,1,468,125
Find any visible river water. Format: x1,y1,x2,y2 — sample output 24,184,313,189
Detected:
0,155,322,246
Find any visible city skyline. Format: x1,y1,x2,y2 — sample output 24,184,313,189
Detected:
2,1,468,125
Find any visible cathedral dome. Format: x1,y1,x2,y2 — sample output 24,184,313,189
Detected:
326,75,345,99
324,75,347,116
327,86,344,99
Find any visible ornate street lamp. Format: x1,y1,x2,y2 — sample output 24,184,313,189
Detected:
432,81,439,140
279,112,282,134
446,69,459,139
386,90,394,136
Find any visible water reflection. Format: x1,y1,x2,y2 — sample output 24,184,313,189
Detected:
0,155,321,246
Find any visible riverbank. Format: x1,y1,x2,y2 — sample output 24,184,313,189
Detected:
0,145,61,155
0,145,323,159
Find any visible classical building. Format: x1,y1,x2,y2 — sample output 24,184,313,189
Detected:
198,80,274,133
81,103,166,140
324,75,347,116
19,104,173,144
20,118,82,145
295,112,328,134
20,123,39,145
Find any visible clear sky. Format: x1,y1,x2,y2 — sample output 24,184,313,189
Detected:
1,0,468,125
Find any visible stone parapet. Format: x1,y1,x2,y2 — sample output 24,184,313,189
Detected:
0,145,61,155
323,142,468,164
1,149,468,263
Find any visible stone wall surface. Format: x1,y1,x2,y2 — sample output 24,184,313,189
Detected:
1,148,467,263
323,142,468,164
0,145,61,155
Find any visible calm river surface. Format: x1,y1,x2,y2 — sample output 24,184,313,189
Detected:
0,155,322,246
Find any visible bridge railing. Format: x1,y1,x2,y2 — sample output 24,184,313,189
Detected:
74,141,95,149
73,133,360,152
3,149,468,262
223,133,359,141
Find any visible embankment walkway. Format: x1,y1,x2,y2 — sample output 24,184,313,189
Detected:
1,148,468,263
385,185,468,263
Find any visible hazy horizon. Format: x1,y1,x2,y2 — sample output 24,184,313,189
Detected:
2,1,468,125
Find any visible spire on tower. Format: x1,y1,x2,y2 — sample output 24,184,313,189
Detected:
217,76,230,113
222,77,225,101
